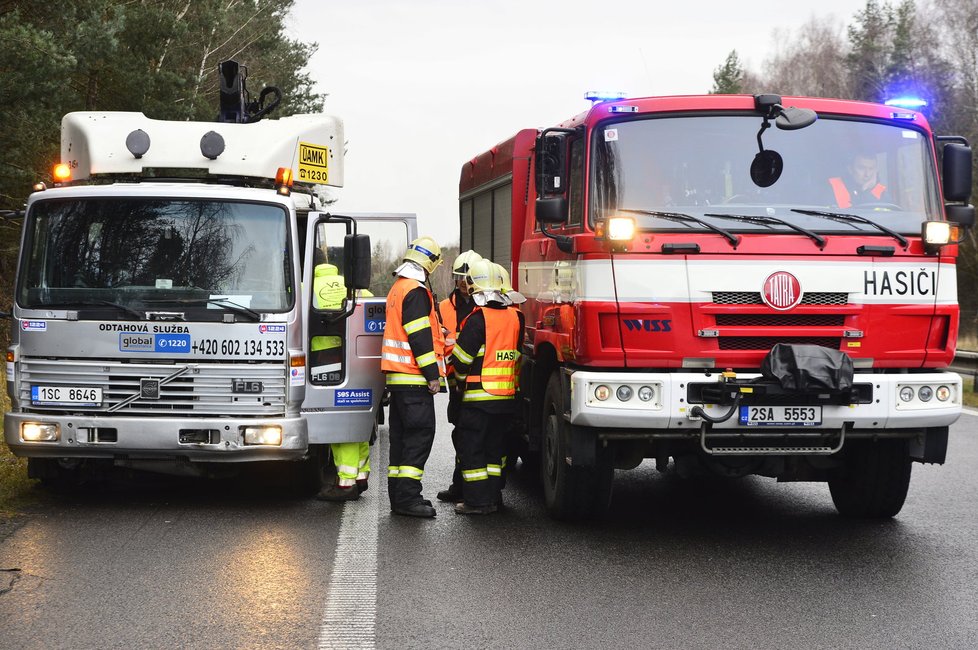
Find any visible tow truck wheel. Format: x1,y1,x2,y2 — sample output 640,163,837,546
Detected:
28,458,83,492
295,444,333,496
541,373,613,520
828,439,912,518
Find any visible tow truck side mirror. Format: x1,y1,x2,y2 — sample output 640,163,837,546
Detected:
344,233,371,290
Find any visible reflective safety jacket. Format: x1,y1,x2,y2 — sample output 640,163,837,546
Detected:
829,177,885,208
452,306,522,402
382,276,445,388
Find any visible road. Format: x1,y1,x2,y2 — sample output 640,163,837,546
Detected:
1,397,977,649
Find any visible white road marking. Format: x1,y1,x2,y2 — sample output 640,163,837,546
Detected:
962,406,978,418
317,446,379,650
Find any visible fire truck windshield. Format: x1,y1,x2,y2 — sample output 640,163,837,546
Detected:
590,114,942,236
17,198,293,314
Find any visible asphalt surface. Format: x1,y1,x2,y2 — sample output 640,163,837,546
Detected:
2,396,977,649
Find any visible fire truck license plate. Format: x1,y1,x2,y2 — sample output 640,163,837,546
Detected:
31,385,103,406
738,405,821,426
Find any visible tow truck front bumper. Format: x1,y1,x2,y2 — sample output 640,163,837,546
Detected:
3,412,307,462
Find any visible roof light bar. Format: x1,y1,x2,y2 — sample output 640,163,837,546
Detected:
585,91,627,103
884,97,927,109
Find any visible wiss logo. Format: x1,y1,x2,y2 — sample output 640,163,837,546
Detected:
622,319,672,333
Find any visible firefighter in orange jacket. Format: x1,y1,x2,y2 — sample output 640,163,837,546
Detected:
829,152,889,208
435,250,482,504
450,259,524,515
381,236,445,518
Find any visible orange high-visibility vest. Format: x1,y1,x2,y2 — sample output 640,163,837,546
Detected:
462,308,520,401
829,177,885,208
439,296,458,354
381,277,445,386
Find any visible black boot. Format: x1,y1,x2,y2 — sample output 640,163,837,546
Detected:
316,484,360,502
391,501,436,518
436,487,462,503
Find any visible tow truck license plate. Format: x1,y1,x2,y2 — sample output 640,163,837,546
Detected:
738,405,821,426
31,386,103,407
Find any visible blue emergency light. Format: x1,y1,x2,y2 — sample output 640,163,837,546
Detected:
585,91,627,103
884,97,928,109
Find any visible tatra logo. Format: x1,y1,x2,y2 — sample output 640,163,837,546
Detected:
494,349,518,361
762,271,802,310
622,319,672,332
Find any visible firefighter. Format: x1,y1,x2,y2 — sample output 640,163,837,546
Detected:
312,263,374,502
435,249,482,504
829,152,889,208
493,262,526,489
381,236,446,518
450,258,524,515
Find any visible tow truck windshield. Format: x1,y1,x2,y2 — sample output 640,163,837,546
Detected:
591,114,942,236
17,198,293,314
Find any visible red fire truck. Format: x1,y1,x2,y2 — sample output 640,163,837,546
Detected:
458,93,974,519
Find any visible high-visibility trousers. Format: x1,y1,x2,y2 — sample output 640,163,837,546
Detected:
331,442,370,487
387,390,436,507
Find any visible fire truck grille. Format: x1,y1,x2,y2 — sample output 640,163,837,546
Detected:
718,336,841,351
715,314,846,327
18,359,287,416
712,292,849,306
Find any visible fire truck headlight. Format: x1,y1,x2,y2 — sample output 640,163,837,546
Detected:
638,386,655,402
899,386,915,402
594,385,611,401
922,221,958,247
918,386,933,402
243,425,283,446
22,423,59,442
936,385,951,402
616,385,633,401
608,217,636,241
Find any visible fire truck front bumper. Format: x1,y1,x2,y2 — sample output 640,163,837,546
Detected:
3,412,308,462
566,370,963,432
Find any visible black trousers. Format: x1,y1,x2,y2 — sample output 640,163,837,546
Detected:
456,400,515,507
387,389,436,507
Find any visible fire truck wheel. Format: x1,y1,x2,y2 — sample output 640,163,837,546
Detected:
827,439,912,518
541,373,613,520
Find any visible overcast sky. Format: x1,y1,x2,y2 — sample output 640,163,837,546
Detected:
289,0,873,244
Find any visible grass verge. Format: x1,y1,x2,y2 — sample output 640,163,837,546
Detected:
1,374,37,519
962,375,978,409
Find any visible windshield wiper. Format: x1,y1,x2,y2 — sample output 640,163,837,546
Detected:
790,209,908,248
618,209,740,247
705,213,826,248
42,300,145,320
186,298,262,322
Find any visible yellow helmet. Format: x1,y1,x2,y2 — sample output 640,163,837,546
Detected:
466,258,504,294
402,236,443,274
492,263,513,292
452,250,483,277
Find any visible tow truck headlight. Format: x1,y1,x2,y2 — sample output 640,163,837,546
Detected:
616,385,633,401
594,385,611,401
918,386,933,402
22,423,59,442
899,386,915,402
242,425,283,446
608,217,636,241
638,385,655,402
936,385,951,402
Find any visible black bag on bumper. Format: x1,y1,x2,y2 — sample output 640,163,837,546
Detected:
760,344,854,393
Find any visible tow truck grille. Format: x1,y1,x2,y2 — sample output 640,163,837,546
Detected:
712,292,848,306
18,359,287,416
